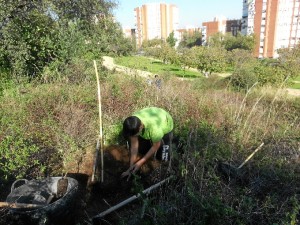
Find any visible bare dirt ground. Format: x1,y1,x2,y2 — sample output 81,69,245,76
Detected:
63,144,166,224
286,88,300,97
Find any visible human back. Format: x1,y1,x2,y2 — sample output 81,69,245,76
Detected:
133,107,173,143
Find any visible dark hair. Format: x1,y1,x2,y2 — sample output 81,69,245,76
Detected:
123,116,141,138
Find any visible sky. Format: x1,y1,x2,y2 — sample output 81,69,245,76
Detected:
113,0,243,29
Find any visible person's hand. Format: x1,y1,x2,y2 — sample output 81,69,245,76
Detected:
121,167,133,181
131,160,143,173
121,160,144,181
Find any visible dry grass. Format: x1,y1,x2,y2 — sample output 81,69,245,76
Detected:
1,66,299,224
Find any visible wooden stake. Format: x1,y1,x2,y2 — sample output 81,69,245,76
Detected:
237,142,264,169
93,176,174,219
0,202,44,209
92,60,104,183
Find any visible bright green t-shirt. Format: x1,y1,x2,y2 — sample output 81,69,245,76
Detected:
133,107,174,143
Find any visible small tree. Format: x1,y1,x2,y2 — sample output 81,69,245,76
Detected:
223,33,256,51
178,30,202,49
208,32,256,52
0,0,131,81
227,49,256,69
166,31,177,48
277,44,300,79
158,43,178,64
178,48,197,75
193,46,227,77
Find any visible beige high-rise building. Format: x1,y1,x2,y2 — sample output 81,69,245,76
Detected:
134,3,179,47
242,0,300,58
202,16,241,45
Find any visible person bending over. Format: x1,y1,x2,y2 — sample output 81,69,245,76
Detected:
121,107,173,179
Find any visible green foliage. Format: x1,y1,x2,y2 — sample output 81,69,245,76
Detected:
115,56,202,78
291,82,300,89
178,30,202,49
277,43,300,79
49,0,117,22
223,33,256,51
143,42,178,65
0,6,299,222
255,61,286,86
1,9,57,78
209,32,256,52
0,71,14,96
227,49,256,68
230,64,258,90
229,50,288,89
0,131,40,180
0,0,131,81
192,46,227,76
284,196,300,225
141,38,164,49
157,43,178,64
166,31,177,48
207,32,224,48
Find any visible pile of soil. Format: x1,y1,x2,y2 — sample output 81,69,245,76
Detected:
70,144,169,224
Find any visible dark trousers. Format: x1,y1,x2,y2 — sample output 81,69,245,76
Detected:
128,131,173,161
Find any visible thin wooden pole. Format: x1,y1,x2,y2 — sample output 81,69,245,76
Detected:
92,60,104,183
237,142,264,169
93,176,174,220
0,202,44,209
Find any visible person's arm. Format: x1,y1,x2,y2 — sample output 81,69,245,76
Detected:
121,136,139,178
131,141,161,173
129,136,139,166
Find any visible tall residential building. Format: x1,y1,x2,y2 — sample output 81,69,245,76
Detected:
134,3,179,47
242,0,300,58
202,16,241,44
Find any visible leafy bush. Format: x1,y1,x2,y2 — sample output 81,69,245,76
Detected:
0,1,132,81
230,65,258,90
0,133,40,180
0,10,58,78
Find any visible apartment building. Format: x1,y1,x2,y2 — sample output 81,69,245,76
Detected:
202,16,241,44
134,3,179,47
176,26,202,42
123,28,136,40
242,0,300,58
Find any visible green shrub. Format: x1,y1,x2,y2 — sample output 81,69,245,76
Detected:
0,133,40,180
230,65,258,90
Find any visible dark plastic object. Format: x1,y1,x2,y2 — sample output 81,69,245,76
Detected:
6,177,78,225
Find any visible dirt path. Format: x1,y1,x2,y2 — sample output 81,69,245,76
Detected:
102,56,153,78
102,56,300,97
286,88,300,97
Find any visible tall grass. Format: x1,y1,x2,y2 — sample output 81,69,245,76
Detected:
0,61,299,224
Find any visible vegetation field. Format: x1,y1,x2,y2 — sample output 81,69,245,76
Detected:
0,1,300,224
291,76,300,89
291,82,300,89
1,68,300,225
115,56,203,78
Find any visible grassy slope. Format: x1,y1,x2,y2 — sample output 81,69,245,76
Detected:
115,55,203,78
291,75,300,89
1,59,300,224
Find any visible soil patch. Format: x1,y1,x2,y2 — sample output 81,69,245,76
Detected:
1,145,168,225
